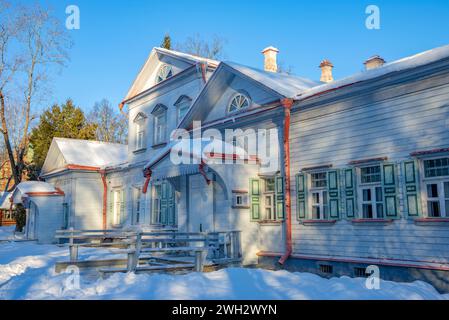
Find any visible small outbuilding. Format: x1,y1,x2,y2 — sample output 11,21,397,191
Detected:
0,192,14,226
12,181,65,243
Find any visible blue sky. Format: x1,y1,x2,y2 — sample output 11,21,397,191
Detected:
38,0,449,112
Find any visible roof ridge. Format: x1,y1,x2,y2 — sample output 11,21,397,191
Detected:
53,137,127,146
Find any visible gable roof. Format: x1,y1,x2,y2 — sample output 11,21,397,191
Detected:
41,138,128,176
296,43,449,101
122,47,220,104
225,62,318,98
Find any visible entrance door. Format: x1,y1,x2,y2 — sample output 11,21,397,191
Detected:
188,174,214,232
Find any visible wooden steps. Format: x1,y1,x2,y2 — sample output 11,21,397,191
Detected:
100,263,195,274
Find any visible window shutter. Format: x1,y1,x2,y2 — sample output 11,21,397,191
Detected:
275,176,285,219
296,173,307,220
167,183,176,225
403,160,421,217
327,170,340,219
344,168,356,218
382,163,398,218
250,178,261,221
160,182,168,225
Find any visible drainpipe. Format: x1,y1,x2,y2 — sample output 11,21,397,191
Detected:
100,170,107,230
118,101,127,117
279,98,294,265
142,168,152,194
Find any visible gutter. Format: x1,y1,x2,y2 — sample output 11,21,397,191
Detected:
279,98,294,265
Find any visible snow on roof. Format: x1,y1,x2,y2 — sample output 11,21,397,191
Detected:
54,138,128,169
0,192,11,209
154,47,220,67
14,182,59,195
225,61,319,98
144,138,248,169
296,43,449,101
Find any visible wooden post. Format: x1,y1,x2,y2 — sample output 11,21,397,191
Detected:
68,228,78,262
127,232,141,272
194,250,204,272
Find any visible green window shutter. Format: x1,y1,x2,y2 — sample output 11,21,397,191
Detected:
275,176,285,219
160,182,168,225
296,173,307,220
250,178,261,221
382,163,398,218
403,160,421,217
167,182,176,225
327,170,339,219
344,168,356,218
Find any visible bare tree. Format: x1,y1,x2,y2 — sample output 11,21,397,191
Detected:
0,1,71,189
175,34,227,60
89,99,128,144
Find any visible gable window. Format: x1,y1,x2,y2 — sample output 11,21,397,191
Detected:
423,157,449,217
359,165,384,219
152,104,167,145
134,113,147,151
174,95,192,125
228,92,251,113
156,64,173,83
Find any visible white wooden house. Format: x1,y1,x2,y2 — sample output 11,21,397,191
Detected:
34,44,449,291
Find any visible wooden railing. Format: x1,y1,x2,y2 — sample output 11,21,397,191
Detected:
55,229,242,273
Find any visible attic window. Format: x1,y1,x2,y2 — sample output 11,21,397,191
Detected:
228,92,251,113
156,64,173,83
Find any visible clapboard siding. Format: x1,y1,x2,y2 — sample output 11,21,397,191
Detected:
289,65,449,263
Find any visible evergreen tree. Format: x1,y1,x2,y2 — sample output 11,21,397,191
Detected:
29,99,97,170
161,34,171,50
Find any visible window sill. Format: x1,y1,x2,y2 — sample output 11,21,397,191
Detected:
257,220,283,226
232,206,250,209
351,219,394,224
414,218,449,225
133,148,147,154
299,220,337,226
152,142,167,149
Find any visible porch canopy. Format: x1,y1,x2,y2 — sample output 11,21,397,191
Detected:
11,181,64,205
143,138,252,181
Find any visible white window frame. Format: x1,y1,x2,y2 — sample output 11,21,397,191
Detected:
132,187,142,225
309,172,328,220
357,164,383,219
153,111,167,145
112,189,123,226
420,156,449,218
152,184,162,224
133,113,147,151
262,177,277,221
156,64,173,83
232,191,249,208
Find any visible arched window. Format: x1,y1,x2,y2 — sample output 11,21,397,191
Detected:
174,95,192,125
151,104,168,145
228,92,251,113
156,64,173,83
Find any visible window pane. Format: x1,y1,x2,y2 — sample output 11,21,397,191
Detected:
424,158,449,177
312,206,320,219
428,201,441,217
265,178,275,192
311,172,327,188
427,184,439,198
363,189,371,201
375,187,383,202
363,204,373,218
376,204,384,218
444,182,449,198
361,166,381,183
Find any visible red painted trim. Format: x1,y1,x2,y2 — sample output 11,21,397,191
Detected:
300,219,337,224
351,219,394,223
414,218,449,223
257,251,449,271
279,98,294,265
26,190,65,197
66,164,101,171
410,147,449,157
100,170,107,230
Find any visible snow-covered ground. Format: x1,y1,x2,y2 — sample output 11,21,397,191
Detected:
0,226,448,300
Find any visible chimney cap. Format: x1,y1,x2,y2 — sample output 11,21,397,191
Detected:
261,46,279,54
319,59,334,68
364,55,386,65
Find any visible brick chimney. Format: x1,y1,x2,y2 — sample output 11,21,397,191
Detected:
262,46,279,73
319,59,334,83
364,55,385,70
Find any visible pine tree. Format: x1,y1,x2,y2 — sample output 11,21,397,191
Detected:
29,99,97,170
161,34,171,50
